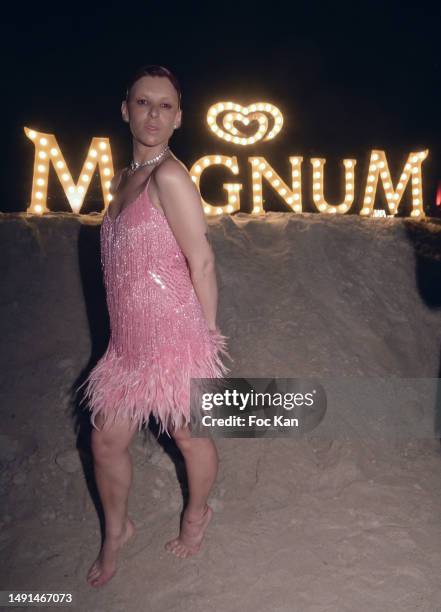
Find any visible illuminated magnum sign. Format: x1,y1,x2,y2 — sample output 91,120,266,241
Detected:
24,100,429,218
25,127,114,214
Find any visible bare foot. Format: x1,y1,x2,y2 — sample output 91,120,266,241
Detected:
86,517,135,588
165,504,213,559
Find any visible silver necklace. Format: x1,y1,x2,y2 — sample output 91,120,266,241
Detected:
128,145,170,175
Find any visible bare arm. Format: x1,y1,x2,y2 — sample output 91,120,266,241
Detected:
155,161,219,331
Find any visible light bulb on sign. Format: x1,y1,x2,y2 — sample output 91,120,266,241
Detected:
248,156,304,215
24,127,114,214
206,101,284,146
309,158,357,214
361,149,428,217
190,155,242,216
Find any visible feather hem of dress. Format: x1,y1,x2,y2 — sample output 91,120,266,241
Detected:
75,329,233,437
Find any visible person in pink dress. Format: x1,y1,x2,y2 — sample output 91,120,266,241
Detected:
76,65,232,588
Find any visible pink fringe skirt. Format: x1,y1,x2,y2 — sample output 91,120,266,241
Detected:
76,328,232,437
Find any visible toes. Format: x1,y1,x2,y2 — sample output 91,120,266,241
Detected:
88,573,100,585
87,570,99,581
90,570,114,588
165,540,186,558
175,544,191,558
87,563,99,580
87,569,100,582
174,547,186,558
165,539,179,552
165,538,202,558
91,576,104,587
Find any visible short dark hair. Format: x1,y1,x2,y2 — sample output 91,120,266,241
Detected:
125,65,182,108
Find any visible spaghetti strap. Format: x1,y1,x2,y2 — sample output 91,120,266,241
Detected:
143,172,155,211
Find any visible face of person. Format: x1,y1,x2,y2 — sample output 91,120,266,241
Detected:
121,75,182,147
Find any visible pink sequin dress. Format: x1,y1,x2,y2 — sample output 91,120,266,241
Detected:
77,173,232,436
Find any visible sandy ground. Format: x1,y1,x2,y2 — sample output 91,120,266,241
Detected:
1,425,441,612
1,212,441,610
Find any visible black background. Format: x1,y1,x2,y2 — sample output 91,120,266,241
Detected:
3,0,440,216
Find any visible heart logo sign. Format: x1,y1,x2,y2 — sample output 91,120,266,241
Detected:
206,101,284,146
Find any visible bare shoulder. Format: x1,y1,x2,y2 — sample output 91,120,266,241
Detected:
152,155,205,220
154,156,192,186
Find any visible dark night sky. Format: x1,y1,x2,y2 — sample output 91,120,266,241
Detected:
2,0,441,216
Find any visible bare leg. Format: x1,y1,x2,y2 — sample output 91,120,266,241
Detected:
86,413,138,587
165,424,218,558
